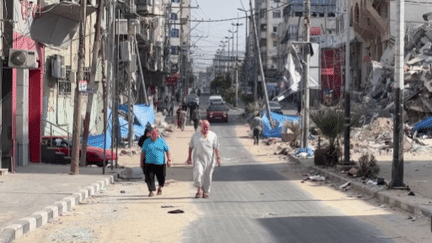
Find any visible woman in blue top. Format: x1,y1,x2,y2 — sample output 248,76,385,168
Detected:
142,128,172,197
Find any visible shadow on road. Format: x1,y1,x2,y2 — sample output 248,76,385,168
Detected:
256,215,394,243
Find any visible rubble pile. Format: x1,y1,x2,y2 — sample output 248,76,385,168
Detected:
362,23,432,124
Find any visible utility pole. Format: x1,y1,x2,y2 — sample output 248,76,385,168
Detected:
101,37,107,174
389,0,405,188
127,20,137,148
250,0,272,125
171,4,198,100
232,19,243,107
70,0,87,175
80,0,105,167
135,37,149,105
301,0,311,148
180,2,184,100
238,8,249,99
343,0,351,163
250,7,258,102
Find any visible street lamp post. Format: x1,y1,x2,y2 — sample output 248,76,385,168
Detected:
225,36,233,75
228,30,237,90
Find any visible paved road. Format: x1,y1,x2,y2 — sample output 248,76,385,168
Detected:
184,96,393,243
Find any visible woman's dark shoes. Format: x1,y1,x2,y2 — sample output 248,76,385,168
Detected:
149,191,154,197
157,188,162,195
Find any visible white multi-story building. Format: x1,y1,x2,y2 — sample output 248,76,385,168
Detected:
253,0,287,84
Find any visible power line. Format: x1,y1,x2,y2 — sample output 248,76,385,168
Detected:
190,1,291,22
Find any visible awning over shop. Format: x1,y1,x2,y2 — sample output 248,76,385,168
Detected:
30,2,96,47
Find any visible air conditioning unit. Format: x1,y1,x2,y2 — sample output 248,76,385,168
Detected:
51,55,66,78
136,0,151,14
8,49,39,69
115,19,128,35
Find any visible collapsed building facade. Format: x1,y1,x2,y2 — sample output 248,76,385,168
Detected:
353,1,432,125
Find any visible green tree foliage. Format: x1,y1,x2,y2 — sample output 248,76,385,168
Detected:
210,74,232,94
309,108,362,166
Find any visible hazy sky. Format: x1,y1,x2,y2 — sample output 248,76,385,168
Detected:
190,0,249,72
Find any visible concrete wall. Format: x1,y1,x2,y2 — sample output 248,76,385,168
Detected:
390,2,430,37
42,11,104,137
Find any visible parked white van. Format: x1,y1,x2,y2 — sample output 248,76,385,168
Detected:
209,95,224,105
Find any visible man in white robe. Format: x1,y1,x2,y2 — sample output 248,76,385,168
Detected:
187,120,221,198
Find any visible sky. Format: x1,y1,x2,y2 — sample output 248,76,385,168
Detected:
189,0,249,73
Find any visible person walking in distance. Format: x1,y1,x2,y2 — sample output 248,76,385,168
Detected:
142,128,172,197
191,106,201,131
187,120,221,198
138,123,154,173
251,113,263,145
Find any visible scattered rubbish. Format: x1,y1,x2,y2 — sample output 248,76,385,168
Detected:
339,181,351,189
309,175,326,181
168,209,184,214
408,191,416,196
366,180,378,186
161,205,175,208
294,147,314,158
377,177,385,185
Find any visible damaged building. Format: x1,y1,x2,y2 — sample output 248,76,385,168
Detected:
354,0,432,125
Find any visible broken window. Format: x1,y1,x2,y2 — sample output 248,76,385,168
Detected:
273,11,281,18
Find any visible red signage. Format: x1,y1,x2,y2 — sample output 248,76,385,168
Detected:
310,27,321,36
165,74,179,87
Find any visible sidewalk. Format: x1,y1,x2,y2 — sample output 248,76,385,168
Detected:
0,164,122,243
289,155,432,218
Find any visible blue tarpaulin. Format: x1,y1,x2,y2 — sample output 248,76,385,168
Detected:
261,111,301,138
87,104,154,149
412,116,432,133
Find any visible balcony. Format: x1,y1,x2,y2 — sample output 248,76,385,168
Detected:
351,0,389,41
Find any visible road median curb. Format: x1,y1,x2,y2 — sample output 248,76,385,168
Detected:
0,175,115,243
288,154,432,218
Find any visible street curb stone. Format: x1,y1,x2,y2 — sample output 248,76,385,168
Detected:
0,175,115,243
288,154,432,218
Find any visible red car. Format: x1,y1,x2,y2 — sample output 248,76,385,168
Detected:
206,103,229,123
42,136,117,167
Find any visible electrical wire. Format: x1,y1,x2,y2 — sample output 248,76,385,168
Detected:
189,1,292,23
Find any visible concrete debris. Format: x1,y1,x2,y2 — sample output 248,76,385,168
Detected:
348,167,358,177
339,181,351,189
309,175,326,181
360,22,432,127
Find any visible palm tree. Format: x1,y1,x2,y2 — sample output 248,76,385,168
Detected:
309,108,362,166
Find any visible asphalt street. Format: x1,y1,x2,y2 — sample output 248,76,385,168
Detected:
183,96,394,243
